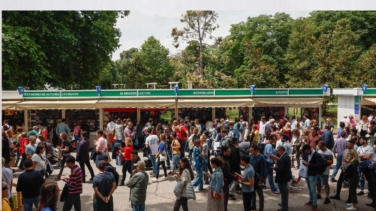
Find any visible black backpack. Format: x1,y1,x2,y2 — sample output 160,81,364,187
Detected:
106,164,119,188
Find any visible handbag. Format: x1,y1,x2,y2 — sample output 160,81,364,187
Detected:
160,153,166,162
60,182,69,202
173,180,184,198
182,182,196,200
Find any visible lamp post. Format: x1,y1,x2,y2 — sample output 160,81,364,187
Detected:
174,85,179,119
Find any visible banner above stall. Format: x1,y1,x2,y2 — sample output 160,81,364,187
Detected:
21,88,329,99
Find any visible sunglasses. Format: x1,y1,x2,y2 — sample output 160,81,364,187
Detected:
2,186,8,191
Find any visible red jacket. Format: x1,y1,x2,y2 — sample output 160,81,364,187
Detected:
19,137,29,154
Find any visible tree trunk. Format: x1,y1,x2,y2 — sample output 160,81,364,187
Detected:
199,44,204,77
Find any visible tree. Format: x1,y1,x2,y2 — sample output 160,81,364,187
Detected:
285,18,317,87
355,44,376,87
235,40,279,88
2,11,130,90
138,36,174,86
171,10,219,77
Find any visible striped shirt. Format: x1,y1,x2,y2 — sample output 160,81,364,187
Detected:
68,165,83,195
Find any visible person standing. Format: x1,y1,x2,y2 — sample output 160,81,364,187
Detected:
2,131,11,166
55,119,70,138
316,141,333,204
321,126,335,150
62,156,82,211
18,132,29,170
145,128,159,178
250,145,266,211
258,117,267,143
307,127,322,151
331,131,348,182
330,139,359,200
31,143,48,178
264,134,280,194
302,144,324,211
94,130,107,165
114,119,124,144
169,132,181,175
2,158,13,200
16,159,44,211
179,119,189,158
229,138,241,200
273,146,292,211
356,136,373,196
153,134,168,182
238,155,255,211
127,161,149,211
76,131,95,183
206,157,225,211
93,161,116,211
191,139,205,190
346,151,360,211
218,146,235,211
38,181,60,211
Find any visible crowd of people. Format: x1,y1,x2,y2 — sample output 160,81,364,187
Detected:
1,111,376,211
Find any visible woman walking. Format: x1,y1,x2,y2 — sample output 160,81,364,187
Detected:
38,181,59,211
55,132,71,180
206,157,224,211
120,137,133,186
191,139,205,191
19,132,29,170
32,143,48,178
173,157,195,211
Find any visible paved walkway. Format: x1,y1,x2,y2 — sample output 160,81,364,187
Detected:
12,152,374,211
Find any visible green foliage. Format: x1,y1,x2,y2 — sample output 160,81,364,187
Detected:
2,11,129,90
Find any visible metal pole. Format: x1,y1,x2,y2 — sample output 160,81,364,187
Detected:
175,97,179,119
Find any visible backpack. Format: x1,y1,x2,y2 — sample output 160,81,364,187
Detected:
221,136,230,147
316,152,327,175
107,164,120,188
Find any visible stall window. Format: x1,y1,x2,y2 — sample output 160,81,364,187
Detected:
2,110,24,130
65,109,99,132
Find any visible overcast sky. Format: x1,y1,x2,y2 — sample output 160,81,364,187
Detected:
111,11,312,60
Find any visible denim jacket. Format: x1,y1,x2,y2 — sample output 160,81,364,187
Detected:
209,168,224,194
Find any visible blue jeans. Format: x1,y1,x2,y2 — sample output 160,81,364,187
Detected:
23,196,39,211
266,162,278,192
359,167,365,191
259,134,264,144
180,141,187,158
150,155,157,176
331,154,343,179
132,204,145,211
110,142,115,151
172,154,180,171
306,175,318,207
166,149,172,167
191,165,204,189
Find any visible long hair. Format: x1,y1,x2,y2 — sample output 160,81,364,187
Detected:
38,181,59,211
179,157,194,180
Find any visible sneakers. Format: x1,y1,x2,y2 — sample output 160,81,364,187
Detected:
151,178,158,183
150,172,156,177
324,198,330,204
272,190,280,194
229,194,236,200
331,178,337,182
160,176,166,181
346,203,352,206
347,205,357,210
357,191,364,196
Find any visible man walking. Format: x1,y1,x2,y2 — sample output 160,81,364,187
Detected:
302,144,324,211
219,146,236,211
127,161,149,211
16,159,44,211
273,146,292,211
56,118,71,138
264,134,280,194
316,141,333,204
229,138,241,200
76,131,95,183
331,131,348,182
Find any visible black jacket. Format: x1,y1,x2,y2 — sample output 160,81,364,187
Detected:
302,151,324,176
219,155,235,185
2,137,10,164
229,144,241,173
76,138,90,162
274,153,292,183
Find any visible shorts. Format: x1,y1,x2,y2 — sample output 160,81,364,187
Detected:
317,174,329,186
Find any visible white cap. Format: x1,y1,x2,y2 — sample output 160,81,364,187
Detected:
344,114,348,117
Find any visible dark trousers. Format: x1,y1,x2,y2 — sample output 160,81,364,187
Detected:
242,191,254,211
63,194,81,211
346,178,359,204
121,160,133,183
223,184,229,211
15,150,20,166
335,170,345,196
19,153,26,169
279,182,289,211
58,155,68,177
370,179,376,205
251,186,264,211
173,197,188,211
79,160,95,182
156,160,167,179
180,141,186,158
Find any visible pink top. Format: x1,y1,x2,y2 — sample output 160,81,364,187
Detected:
96,137,106,153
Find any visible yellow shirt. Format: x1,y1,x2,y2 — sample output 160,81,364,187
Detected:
172,139,181,155
252,130,259,143
2,198,11,211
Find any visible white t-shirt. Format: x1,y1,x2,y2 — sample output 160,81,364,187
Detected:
259,121,266,135
357,145,373,159
31,154,46,171
318,149,333,175
146,135,159,155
